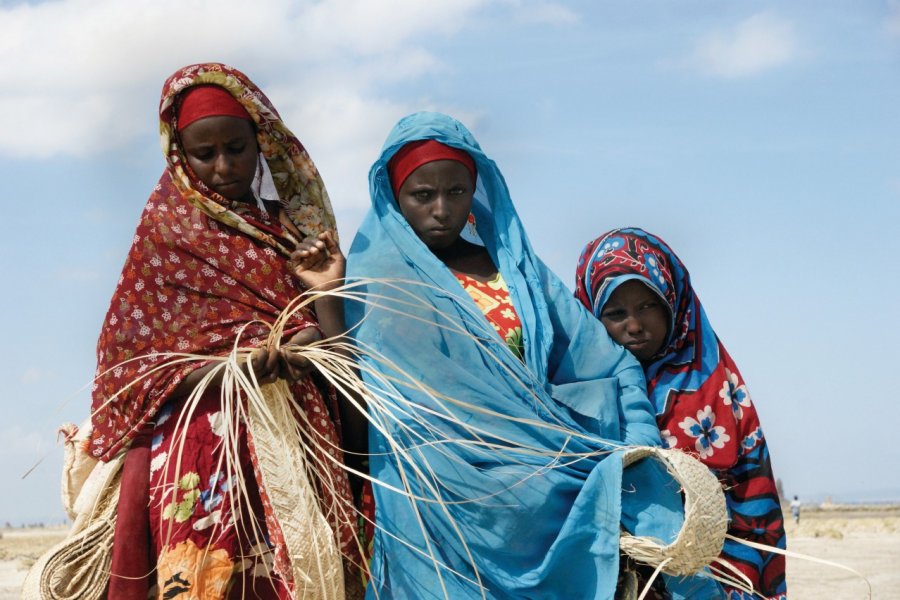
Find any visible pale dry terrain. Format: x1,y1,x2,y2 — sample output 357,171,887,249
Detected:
784,504,900,600
1,505,897,599
0,526,67,599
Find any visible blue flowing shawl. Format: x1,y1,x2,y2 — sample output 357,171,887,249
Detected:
346,113,722,599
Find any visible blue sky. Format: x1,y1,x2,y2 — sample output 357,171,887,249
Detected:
1,0,898,524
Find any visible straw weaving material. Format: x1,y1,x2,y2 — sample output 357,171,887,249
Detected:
619,446,727,576
21,450,124,600
58,421,97,521
248,379,345,600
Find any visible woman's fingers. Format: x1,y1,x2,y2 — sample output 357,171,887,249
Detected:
319,230,339,255
249,347,267,373
246,326,323,384
281,345,314,376
290,244,328,274
266,344,280,372
247,347,281,383
276,327,319,380
293,238,327,259
288,327,322,346
259,361,280,384
282,357,310,382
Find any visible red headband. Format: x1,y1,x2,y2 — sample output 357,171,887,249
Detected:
388,140,477,197
177,84,252,131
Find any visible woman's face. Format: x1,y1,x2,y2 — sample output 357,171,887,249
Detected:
180,116,258,203
396,159,474,250
599,279,670,362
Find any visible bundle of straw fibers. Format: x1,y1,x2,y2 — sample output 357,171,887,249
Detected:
247,378,345,600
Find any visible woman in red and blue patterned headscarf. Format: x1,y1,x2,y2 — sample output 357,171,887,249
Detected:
575,227,786,600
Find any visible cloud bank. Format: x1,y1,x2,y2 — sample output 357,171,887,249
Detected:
0,0,578,216
0,0,489,160
687,12,799,79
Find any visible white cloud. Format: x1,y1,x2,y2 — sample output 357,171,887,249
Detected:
0,0,490,159
686,12,799,79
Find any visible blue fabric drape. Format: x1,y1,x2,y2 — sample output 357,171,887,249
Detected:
346,112,721,599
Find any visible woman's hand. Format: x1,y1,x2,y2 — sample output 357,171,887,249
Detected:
290,230,345,292
280,327,322,382
246,346,281,384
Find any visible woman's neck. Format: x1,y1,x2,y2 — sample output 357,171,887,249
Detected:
433,239,497,282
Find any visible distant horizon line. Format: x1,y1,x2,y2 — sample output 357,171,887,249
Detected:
5,495,900,528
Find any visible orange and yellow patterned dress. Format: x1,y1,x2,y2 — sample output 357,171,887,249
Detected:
454,272,524,360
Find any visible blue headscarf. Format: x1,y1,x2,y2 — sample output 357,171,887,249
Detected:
346,113,722,599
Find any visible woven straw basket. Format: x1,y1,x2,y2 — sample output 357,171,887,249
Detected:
618,446,727,576
21,448,123,600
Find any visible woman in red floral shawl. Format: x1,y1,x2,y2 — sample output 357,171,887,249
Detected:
90,63,365,599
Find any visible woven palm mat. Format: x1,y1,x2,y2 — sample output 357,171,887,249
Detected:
249,380,345,599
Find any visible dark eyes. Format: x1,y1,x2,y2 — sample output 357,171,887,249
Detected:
601,301,661,321
188,144,247,162
601,309,626,321
410,186,467,201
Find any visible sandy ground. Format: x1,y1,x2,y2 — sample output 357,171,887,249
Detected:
0,525,68,599
1,505,897,599
783,505,900,600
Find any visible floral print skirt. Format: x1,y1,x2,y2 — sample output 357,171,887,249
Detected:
148,390,290,599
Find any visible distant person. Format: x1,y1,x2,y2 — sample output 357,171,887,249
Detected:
791,495,801,524
575,227,787,600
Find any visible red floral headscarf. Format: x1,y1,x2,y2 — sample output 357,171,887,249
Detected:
90,63,337,460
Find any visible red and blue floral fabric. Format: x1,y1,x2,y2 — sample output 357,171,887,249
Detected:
575,227,787,600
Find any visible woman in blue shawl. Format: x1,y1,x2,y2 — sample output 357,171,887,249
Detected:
344,112,722,599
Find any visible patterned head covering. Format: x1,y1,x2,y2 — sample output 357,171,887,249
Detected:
90,63,335,460
160,62,337,254
575,227,787,598
575,228,688,374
